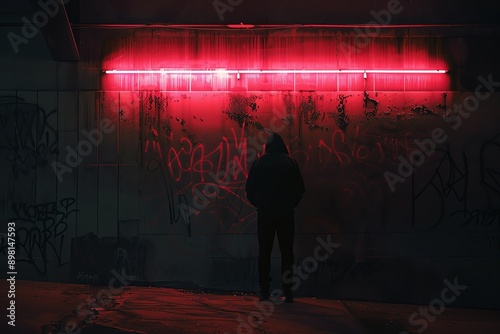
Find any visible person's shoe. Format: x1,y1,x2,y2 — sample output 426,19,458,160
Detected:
284,290,294,303
259,290,270,301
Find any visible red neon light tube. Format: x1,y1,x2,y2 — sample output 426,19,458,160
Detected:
105,69,447,75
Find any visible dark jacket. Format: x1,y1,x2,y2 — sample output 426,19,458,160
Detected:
245,133,305,213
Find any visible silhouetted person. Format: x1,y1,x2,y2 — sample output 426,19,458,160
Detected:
245,133,305,303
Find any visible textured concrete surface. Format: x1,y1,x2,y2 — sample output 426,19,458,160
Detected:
1,280,499,334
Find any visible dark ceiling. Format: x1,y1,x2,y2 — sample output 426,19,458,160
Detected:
1,0,500,61
78,0,500,25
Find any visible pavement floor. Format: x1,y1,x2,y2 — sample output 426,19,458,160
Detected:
1,280,499,334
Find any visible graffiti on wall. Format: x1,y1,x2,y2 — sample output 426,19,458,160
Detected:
0,198,77,275
0,95,58,177
131,91,461,235
411,133,500,230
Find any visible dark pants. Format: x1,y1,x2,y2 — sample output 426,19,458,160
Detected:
257,210,295,293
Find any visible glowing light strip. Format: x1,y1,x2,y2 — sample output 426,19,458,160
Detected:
105,69,447,75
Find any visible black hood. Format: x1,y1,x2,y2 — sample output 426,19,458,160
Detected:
265,133,289,154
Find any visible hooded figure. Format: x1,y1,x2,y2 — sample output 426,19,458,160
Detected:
246,133,304,213
245,133,305,303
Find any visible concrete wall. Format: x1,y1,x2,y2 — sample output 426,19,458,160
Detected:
1,28,499,309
